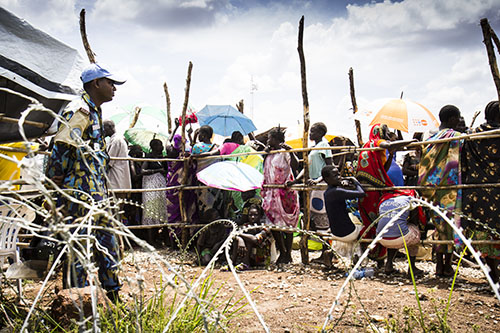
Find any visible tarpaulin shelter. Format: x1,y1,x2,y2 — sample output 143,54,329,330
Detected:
0,7,85,143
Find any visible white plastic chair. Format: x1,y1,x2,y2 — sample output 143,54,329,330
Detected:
0,204,35,299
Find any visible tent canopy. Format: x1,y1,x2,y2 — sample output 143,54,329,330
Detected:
0,7,85,143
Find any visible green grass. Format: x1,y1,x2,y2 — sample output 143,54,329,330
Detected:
0,270,249,332
380,229,470,333
97,271,249,332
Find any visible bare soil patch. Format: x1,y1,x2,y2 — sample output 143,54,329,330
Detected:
14,247,500,332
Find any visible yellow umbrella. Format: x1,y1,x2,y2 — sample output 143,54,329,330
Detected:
368,98,439,133
286,135,336,149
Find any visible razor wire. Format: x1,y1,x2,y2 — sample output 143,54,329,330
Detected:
0,90,241,332
2,90,500,332
3,162,500,332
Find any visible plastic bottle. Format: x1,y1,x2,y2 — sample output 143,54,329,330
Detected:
351,267,375,279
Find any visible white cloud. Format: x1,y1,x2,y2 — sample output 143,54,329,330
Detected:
3,0,500,140
92,0,231,29
346,0,499,34
1,0,78,33
92,0,139,21
180,0,209,9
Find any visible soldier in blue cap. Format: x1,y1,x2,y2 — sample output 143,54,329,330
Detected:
46,63,125,302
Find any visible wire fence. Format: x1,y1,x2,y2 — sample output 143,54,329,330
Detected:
1,90,499,332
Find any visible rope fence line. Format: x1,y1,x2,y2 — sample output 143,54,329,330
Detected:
4,181,500,195
3,73,500,333
114,223,500,245
4,123,500,264
3,176,500,244
2,127,500,160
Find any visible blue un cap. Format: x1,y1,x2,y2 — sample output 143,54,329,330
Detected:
80,63,125,85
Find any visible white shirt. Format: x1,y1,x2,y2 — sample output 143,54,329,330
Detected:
106,133,132,190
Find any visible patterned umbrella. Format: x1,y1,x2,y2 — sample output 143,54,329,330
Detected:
196,161,263,192
124,128,169,154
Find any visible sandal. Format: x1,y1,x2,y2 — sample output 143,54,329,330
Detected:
235,263,250,272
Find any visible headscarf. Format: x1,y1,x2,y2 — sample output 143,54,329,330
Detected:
173,134,182,151
356,124,393,188
355,123,393,260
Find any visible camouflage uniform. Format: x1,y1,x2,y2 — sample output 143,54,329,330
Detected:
46,93,120,292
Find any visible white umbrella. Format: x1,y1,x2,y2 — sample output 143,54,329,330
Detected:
196,161,263,192
106,103,169,136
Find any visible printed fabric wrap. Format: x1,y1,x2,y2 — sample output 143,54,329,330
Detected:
418,128,462,253
355,124,393,260
461,123,500,259
261,152,300,227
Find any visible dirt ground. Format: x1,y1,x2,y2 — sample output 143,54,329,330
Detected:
15,247,500,332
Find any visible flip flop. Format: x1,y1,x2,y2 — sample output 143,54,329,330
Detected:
384,268,402,276
235,263,250,272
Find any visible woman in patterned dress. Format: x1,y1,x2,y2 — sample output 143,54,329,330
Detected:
418,105,462,277
141,139,168,245
462,101,500,283
191,125,223,217
261,128,300,264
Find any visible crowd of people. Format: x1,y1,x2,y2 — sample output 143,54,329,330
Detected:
109,100,500,288
12,63,497,304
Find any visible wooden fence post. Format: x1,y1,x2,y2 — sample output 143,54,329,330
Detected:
349,68,363,147
163,82,172,135
297,16,311,264
179,62,193,248
79,9,96,64
480,18,500,102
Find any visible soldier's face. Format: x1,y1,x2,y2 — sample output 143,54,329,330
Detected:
97,78,116,102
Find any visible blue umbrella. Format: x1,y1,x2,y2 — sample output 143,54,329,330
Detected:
197,105,257,136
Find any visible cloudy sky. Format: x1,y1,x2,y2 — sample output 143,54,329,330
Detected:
2,0,500,140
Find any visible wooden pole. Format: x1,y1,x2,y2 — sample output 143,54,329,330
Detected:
297,16,311,264
179,62,193,247
236,99,256,140
79,9,96,64
348,68,363,147
129,106,141,128
470,110,481,128
489,24,500,57
163,82,172,135
236,99,244,113
480,18,500,102
0,114,48,129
